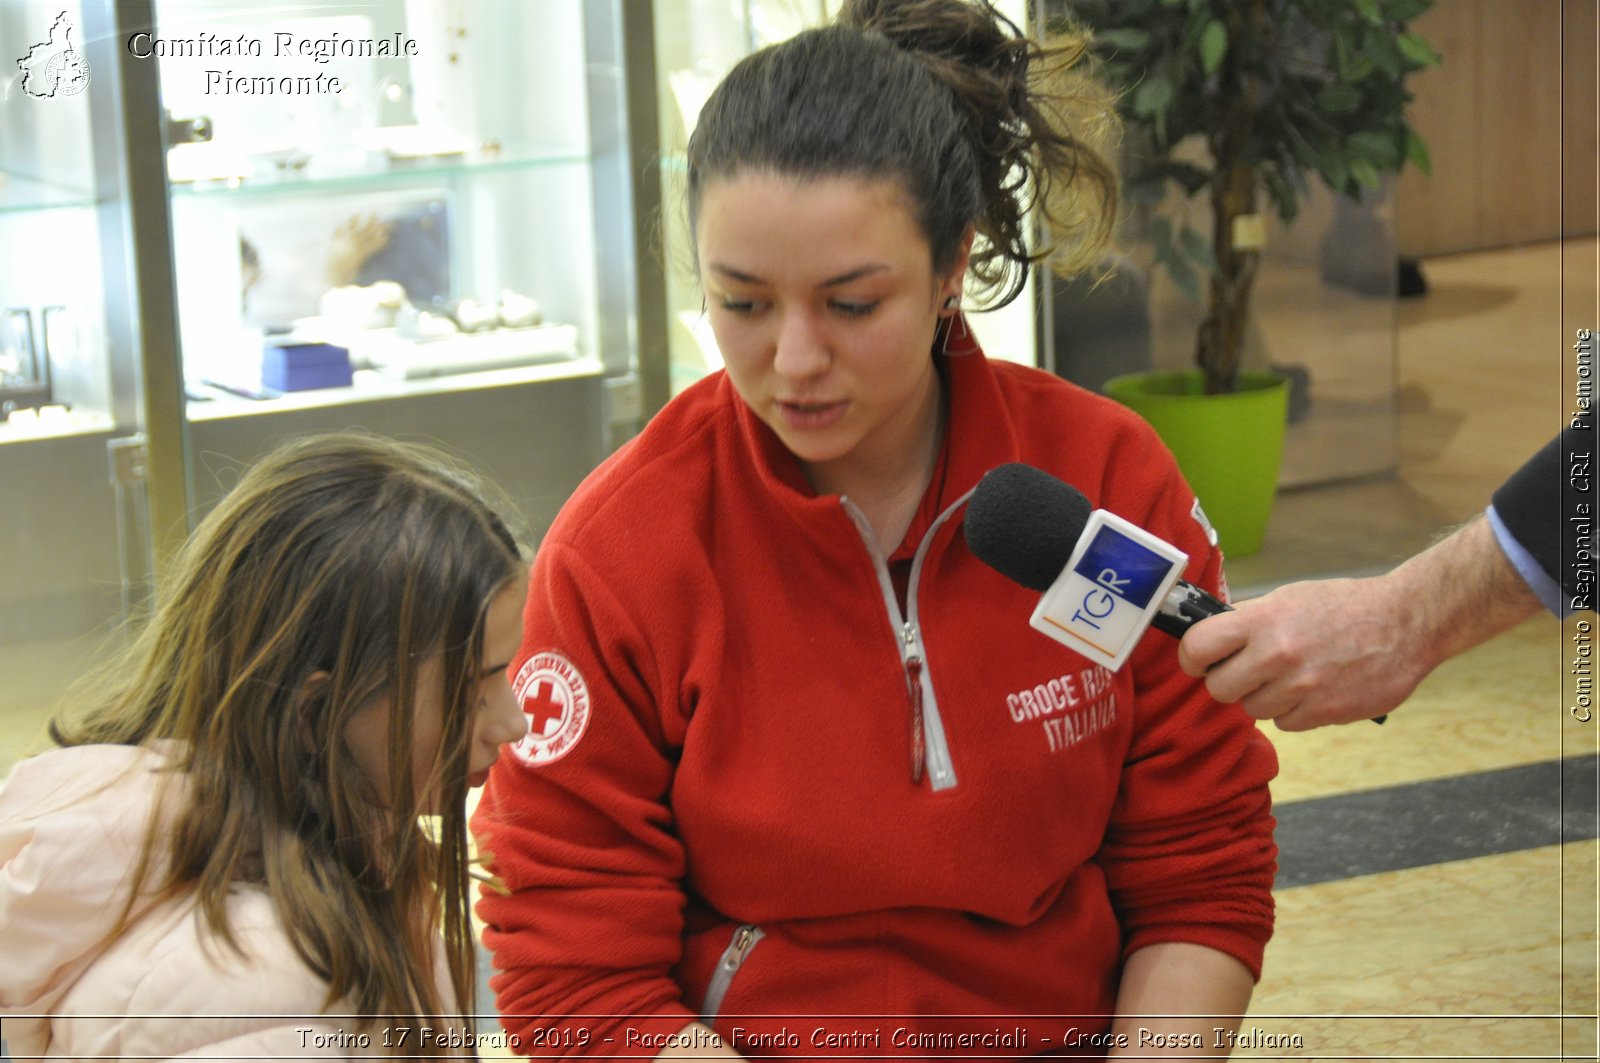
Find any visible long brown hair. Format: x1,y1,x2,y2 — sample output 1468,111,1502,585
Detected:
686,0,1120,306
51,433,523,1047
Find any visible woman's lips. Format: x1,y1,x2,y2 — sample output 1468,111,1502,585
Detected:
777,399,847,431
468,767,492,789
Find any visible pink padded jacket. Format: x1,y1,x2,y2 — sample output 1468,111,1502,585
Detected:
0,743,455,1061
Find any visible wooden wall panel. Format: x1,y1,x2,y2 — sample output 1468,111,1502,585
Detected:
1564,0,1599,236
1476,0,1564,246
1396,0,1480,256
1397,0,1586,256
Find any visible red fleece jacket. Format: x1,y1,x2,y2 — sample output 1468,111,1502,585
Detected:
473,322,1277,1057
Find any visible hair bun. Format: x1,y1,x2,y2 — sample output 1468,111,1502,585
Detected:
838,0,1026,88
836,0,1120,291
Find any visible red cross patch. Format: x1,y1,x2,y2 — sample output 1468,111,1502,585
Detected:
510,651,591,767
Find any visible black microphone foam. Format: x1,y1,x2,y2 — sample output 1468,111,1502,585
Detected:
963,463,1093,591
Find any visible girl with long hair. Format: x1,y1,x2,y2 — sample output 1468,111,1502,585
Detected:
0,433,530,1059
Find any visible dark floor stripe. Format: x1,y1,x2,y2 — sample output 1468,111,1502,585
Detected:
1274,753,1599,889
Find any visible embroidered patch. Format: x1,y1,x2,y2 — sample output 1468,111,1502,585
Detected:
510,651,592,767
1190,498,1219,547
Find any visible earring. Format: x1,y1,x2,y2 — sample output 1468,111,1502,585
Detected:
942,294,961,313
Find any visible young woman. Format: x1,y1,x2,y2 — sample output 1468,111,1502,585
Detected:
474,1,1277,1058
0,434,530,1059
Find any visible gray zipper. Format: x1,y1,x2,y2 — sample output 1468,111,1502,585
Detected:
700,924,764,1020
842,490,974,792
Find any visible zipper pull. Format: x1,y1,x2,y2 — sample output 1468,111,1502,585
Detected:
702,925,764,1020
903,623,925,785
724,926,758,972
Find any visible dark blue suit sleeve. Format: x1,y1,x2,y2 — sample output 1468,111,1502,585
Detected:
1490,411,1595,611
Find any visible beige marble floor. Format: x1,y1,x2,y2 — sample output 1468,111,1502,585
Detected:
1266,614,1591,806
1237,238,1600,1060
1248,842,1598,1062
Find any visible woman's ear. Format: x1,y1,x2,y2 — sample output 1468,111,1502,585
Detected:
297,669,332,709
293,670,333,754
938,225,976,313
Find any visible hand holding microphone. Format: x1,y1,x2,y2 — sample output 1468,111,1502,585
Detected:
962,463,1385,724
1177,580,1415,730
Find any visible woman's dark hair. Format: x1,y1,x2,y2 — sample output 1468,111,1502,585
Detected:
686,0,1119,306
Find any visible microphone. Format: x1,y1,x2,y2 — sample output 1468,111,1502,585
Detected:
963,464,1229,671
965,463,1385,723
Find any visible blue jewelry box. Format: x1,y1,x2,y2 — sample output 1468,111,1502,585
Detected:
260,338,353,392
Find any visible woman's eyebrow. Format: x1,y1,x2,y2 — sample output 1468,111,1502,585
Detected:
707,262,890,288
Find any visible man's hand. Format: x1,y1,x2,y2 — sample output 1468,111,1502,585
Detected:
1178,577,1429,730
1178,516,1542,731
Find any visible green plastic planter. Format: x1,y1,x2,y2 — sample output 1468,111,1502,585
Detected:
1103,369,1289,557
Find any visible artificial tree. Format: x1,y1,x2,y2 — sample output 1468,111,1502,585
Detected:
1062,0,1440,394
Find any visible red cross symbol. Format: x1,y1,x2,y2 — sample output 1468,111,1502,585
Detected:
525,679,567,736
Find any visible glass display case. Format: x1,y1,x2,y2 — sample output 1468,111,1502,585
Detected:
0,1,147,760
651,0,1040,401
154,1,609,399
0,0,656,769
0,5,114,441
145,0,635,537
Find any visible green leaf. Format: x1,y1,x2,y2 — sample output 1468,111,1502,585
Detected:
1179,225,1217,272
1273,108,1322,169
1199,19,1228,76
1348,130,1402,170
1317,84,1362,113
1132,74,1174,118
1396,32,1441,68
1165,161,1212,195
1149,214,1175,257
1094,28,1153,53
1125,179,1169,207
1340,52,1375,82
1383,0,1433,20
1353,0,1383,22
1319,150,1350,193
1161,244,1201,300
1263,166,1303,224
1405,129,1433,175
1148,213,1200,299
1368,33,1402,76
1350,158,1382,190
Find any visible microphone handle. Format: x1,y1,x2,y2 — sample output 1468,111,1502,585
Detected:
1150,581,1231,638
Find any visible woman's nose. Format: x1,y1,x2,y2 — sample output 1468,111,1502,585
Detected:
771,308,830,380
481,678,531,748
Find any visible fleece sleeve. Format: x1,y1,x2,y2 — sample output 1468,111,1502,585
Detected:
471,539,697,1055
1096,444,1279,981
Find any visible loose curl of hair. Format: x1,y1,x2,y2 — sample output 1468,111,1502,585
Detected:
686,0,1120,307
50,433,524,1051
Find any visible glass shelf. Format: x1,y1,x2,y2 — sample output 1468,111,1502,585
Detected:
168,139,592,201
0,406,113,445
0,174,97,215
185,354,603,422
